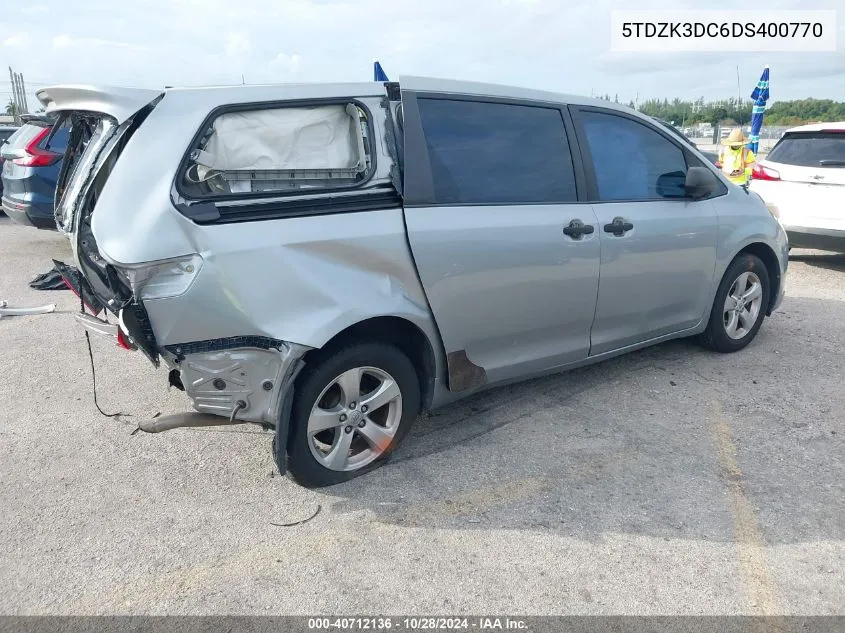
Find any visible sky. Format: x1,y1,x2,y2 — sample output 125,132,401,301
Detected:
1,0,843,111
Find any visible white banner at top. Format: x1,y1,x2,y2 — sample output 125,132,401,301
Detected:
611,10,837,52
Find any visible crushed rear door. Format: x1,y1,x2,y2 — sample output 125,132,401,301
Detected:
38,85,163,232
37,85,164,362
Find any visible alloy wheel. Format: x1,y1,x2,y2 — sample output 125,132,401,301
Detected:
306,366,403,472
723,271,764,340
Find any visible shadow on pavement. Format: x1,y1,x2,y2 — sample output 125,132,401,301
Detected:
326,296,845,546
789,251,845,272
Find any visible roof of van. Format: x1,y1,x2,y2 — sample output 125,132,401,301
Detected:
37,76,638,124
398,76,632,110
155,75,630,111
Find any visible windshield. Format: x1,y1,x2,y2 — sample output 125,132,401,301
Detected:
767,132,845,168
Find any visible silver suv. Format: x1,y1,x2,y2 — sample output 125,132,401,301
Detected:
38,77,788,487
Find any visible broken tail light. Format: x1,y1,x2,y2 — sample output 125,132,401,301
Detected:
117,328,135,350
120,255,203,300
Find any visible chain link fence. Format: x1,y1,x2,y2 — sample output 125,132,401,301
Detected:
689,125,791,156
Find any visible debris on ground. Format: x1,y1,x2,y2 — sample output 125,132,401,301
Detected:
0,300,56,319
270,505,322,527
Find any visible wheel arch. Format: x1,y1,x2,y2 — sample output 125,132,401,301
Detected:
300,315,439,411
736,241,781,315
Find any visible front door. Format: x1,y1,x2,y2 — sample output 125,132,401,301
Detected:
570,107,720,356
400,91,601,389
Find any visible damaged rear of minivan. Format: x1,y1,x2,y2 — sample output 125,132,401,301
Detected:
39,81,445,487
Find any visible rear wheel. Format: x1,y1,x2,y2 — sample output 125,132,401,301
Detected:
699,253,770,353
286,342,420,487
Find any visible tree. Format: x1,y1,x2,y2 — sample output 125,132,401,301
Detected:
708,107,728,126
5,100,17,117
626,95,844,126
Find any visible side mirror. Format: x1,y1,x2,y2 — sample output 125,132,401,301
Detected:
684,166,720,200
655,170,687,198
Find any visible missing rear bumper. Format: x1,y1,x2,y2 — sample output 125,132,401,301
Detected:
164,340,310,428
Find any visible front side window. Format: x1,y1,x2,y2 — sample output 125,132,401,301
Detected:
655,119,697,151
417,98,578,205
579,111,688,201
181,103,374,197
767,132,845,167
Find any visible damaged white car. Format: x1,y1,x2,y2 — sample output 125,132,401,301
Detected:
38,78,787,487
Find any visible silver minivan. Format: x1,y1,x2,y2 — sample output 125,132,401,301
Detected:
38,77,788,487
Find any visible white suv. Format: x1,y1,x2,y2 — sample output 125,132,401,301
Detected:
750,122,845,252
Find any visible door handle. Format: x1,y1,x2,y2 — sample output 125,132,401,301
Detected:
563,219,595,239
603,217,634,236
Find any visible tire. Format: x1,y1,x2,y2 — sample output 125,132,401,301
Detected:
699,253,770,353
286,342,420,487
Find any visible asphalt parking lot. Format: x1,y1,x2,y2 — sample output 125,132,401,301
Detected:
0,216,842,616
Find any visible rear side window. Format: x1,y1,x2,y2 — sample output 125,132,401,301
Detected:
417,98,577,204
0,130,14,144
767,132,845,167
181,102,374,197
579,111,688,201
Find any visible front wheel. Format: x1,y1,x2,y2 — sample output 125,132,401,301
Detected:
286,342,420,487
699,253,770,353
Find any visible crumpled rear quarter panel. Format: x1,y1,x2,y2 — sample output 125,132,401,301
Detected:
79,86,439,353
142,208,437,350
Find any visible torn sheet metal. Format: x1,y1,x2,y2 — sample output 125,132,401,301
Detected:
166,341,310,426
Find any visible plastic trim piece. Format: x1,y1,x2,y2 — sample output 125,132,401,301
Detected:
165,336,287,360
